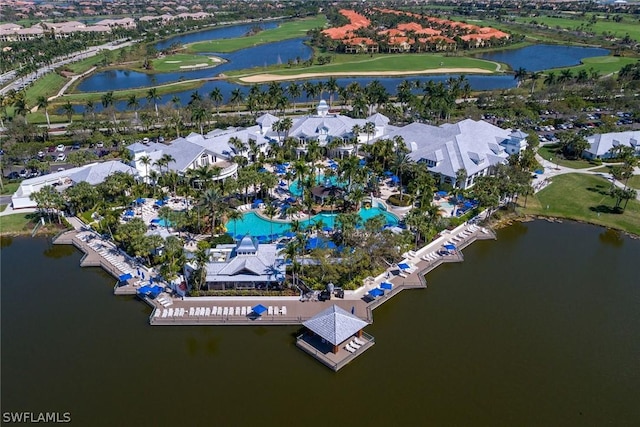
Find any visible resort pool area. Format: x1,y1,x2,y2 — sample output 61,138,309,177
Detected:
289,175,343,197
225,207,399,238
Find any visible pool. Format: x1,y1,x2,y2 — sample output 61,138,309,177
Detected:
151,218,174,227
225,207,399,238
289,175,343,197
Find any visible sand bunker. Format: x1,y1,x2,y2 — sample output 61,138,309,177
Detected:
165,60,181,63
180,63,209,69
239,68,492,83
209,57,223,63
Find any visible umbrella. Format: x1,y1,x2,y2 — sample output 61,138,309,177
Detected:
398,262,410,270
252,304,268,315
287,197,297,203
141,272,145,279
284,231,296,238
535,169,544,174
253,198,263,204
135,197,145,204
390,175,400,184
464,201,474,208
384,170,393,176
256,235,268,242
154,199,165,206
444,244,456,250
136,268,141,276
124,209,134,217
436,190,448,197
359,159,366,166
279,181,287,186
322,226,333,232
118,273,132,282
380,282,393,290
368,288,384,297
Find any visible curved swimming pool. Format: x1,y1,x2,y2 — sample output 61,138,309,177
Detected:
225,207,399,238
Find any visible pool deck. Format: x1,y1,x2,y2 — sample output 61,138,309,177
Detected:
54,218,495,371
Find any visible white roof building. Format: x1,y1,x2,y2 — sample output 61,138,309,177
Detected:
373,119,527,188
11,161,137,209
184,236,285,291
584,130,640,160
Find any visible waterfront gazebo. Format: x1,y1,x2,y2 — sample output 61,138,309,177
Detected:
302,305,368,354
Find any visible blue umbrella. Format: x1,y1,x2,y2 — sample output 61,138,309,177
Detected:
380,282,393,290
252,304,268,315
398,262,411,270
135,197,145,204
141,272,145,279
436,190,448,197
444,244,456,250
359,159,366,166
155,199,165,206
258,168,267,173
124,209,134,217
390,175,400,183
279,181,287,186
137,268,141,276
368,288,384,297
384,170,393,176
256,235,268,242
284,231,296,238
287,197,297,203
464,201,474,208
322,226,333,232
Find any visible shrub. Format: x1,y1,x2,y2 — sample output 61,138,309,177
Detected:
210,234,234,245
387,193,413,207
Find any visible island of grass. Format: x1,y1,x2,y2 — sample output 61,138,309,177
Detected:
125,53,226,74
523,173,640,236
186,15,328,53
229,53,501,83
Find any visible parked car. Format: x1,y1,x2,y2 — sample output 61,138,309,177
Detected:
48,146,57,153
19,169,29,178
6,171,20,180
37,151,45,158
95,141,104,148
72,143,81,150
56,144,66,152
56,153,66,162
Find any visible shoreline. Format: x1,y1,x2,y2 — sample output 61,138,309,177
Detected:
237,67,494,83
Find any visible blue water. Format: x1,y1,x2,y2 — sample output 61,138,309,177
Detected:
225,207,399,238
289,175,342,197
479,44,609,72
154,22,279,51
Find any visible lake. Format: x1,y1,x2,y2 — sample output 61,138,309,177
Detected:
2,220,639,425
479,44,609,72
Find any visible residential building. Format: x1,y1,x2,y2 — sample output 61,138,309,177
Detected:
583,130,640,160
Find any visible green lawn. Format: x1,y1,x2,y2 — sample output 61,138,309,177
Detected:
229,53,498,79
188,15,327,53
537,144,595,169
523,173,640,235
513,14,640,42
550,55,638,75
24,73,67,106
0,213,36,234
1,182,20,196
627,175,640,190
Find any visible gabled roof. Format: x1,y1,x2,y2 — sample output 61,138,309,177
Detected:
586,130,640,156
302,305,369,346
256,113,279,127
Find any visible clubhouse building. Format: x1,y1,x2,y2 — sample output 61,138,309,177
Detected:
583,130,640,160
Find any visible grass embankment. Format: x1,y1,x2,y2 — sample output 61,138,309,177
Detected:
523,173,640,235
537,144,595,169
229,53,499,82
188,15,327,53
512,14,640,42
0,213,36,235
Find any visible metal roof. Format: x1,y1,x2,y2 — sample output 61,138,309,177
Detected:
302,305,368,346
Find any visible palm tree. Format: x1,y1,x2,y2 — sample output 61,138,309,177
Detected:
226,209,243,237
229,88,243,113
36,96,50,127
558,69,573,90
514,67,528,87
209,87,223,114
62,101,74,124
363,121,376,145
127,94,140,124
146,88,160,116
544,72,556,86
287,82,301,111
529,71,542,95
139,155,152,183
199,187,223,237
326,77,338,106
101,91,116,127
264,204,277,238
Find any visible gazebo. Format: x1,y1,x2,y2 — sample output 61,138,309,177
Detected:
302,305,369,354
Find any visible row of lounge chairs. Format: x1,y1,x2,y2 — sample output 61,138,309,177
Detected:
156,295,172,307
421,252,443,262
86,238,135,275
344,337,366,353
153,305,289,318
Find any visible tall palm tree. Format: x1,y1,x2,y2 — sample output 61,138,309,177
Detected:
127,94,140,124
226,209,243,237
229,88,244,113
199,187,223,237
36,96,50,127
209,87,223,114
62,101,74,124
514,67,528,87
544,72,556,86
139,155,152,183
287,82,301,111
529,71,542,95
146,88,160,117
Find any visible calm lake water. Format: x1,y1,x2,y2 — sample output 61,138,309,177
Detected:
2,220,639,426
479,44,609,72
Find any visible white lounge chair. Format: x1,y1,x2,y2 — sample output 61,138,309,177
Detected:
205,307,211,316
353,337,366,346
281,306,287,316
247,306,252,315
268,306,273,315
161,309,168,318
235,307,241,316
217,307,222,315
344,344,356,354
241,306,247,316
189,307,194,316
210,306,216,316
223,307,228,316
168,308,174,317
153,309,161,318
350,340,361,349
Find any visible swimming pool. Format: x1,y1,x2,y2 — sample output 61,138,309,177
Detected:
225,207,399,238
289,175,343,197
